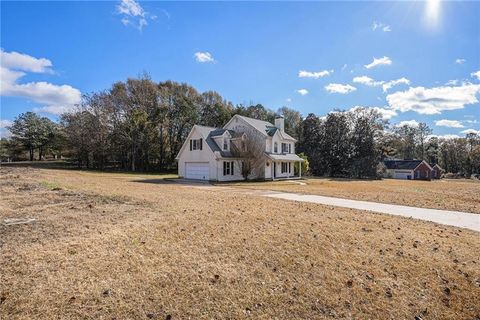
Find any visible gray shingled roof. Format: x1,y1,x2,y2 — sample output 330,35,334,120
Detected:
383,160,423,170
235,115,297,141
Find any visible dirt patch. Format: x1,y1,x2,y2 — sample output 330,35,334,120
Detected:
1,168,479,319
230,178,480,214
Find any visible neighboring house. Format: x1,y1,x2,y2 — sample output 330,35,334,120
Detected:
176,114,304,181
432,164,444,179
383,159,434,180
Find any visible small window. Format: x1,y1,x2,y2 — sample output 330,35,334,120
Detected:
281,162,288,173
191,138,202,151
288,144,291,153
223,138,228,150
274,142,278,153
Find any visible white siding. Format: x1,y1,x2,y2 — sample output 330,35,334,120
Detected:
177,128,217,180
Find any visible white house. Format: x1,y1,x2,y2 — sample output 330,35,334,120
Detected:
176,114,304,181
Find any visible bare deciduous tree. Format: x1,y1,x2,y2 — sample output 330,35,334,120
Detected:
231,132,265,180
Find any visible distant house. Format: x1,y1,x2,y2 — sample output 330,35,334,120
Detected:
432,164,444,179
176,114,304,181
383,159,434,180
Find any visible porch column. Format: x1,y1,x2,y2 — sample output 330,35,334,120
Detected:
299,161,301,178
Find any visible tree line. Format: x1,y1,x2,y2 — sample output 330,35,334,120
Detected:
1,76,479,177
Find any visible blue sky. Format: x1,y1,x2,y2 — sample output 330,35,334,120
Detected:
1,0,479,138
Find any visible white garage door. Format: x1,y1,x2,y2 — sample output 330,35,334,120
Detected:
185,162,210,180
394,171,412,179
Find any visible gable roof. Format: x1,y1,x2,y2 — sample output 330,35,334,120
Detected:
231,115,297,141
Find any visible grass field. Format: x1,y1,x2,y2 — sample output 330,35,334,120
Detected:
1,167,479,319
230,177,480,214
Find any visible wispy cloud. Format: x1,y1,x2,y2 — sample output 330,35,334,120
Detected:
353,76,383,87
434,119,464,128
352,76,409,92
325,83,356,94
382,78,410,92
194,52,215,63
471,70,480,80
386,84,480,115
372,21,391,32
461,129,480,135
298,69,332,79
116,0,153,31
297,89,308,96
455,58,466,64
0,49,81,116
364,56,392,69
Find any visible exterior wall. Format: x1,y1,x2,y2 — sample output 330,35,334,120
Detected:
216,159,245,182
177,129,217,180
273,161,295,178
385,169,414,179
432,166,443,179
413,162,433,180
265,160,272,179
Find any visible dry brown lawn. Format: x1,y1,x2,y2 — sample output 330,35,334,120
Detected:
230,177,480,214
1,167,479,319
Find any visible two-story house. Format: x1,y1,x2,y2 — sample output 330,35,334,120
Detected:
176,114,304,181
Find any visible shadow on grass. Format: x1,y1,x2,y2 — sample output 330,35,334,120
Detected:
1,160,177,176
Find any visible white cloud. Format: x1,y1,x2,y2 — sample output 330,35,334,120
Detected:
298,69,332,79
116,0,152,31
446,79,459,86
348,106,398,120
471,70,480,80
386,84,480,115
364,56,392,69
353,76,384,87
382,77,410,92
194,52,215,63
286,98,292,102
455,58,466,64
0,119,13,138
0,50,81,116
428,134,460,140
461,129,480,135
0,49,52,73
396,120,419,128
435,119,464,128
297,89,308,96
372,21,391,32
325,83,356,94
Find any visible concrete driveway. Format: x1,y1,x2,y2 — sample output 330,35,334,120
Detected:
188,184,480,232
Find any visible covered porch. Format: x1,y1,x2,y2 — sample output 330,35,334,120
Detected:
265,153,305,180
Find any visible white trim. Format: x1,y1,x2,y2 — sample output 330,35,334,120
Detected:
413,160,433,171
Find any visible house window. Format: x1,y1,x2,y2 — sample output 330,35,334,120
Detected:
223,161,234,176
288,144,291,153
288,162,291,173
190,138,202,151
281,162,288,173
274,142,278,153
223,138,228,150
281,143,288,153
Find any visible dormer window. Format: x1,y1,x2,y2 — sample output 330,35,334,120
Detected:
274,142,278,153
223,138,228,150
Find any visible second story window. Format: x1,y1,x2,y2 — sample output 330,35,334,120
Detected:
223,138,228,150
190,138,202,151
281,143,288,153
274,142,278,153
288,144,291,153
